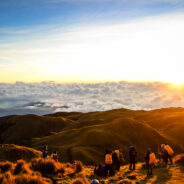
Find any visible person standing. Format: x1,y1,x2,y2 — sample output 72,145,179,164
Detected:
128,146,137,170
105,149,113,176
145,148,156,176
42,145,48,159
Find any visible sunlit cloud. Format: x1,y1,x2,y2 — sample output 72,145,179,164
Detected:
0,81,184,116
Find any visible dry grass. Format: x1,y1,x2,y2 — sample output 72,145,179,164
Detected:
14,160,32,175
0,161,14,173
0,172,52,184
174,154,184,164
71,176,90,184
15,174,52,184
0,171,14,184
31,158,65,175
0,158,63,184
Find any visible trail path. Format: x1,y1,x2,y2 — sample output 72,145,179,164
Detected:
55,162,184,184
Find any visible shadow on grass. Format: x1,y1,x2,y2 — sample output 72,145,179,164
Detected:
178,164,184,173
139,165,172,184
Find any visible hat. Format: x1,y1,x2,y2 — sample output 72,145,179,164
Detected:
91,179,99,184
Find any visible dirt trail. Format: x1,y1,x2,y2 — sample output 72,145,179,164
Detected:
55,162,184,184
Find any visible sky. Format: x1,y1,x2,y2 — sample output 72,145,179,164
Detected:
0,0,184,84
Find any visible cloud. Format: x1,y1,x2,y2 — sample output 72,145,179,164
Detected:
0,81,184,116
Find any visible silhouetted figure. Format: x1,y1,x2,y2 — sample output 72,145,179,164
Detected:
42,145,48,159
94,164,106,177
128,146,137,170
112,151,117,175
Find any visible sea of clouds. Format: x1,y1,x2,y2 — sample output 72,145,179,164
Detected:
0,81,184,117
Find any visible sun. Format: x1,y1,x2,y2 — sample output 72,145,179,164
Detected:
168,80,184,89
171,80,183,86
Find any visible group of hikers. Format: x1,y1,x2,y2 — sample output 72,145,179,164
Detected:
95,143,174,177
42,143,174,182
42,145,58,162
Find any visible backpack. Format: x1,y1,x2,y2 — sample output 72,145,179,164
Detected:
164,145,174,156
105,154,113,164
115,150,120,158
130,149,136,157
149,153,156,164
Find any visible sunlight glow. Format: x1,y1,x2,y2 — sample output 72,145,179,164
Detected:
0,13,184,84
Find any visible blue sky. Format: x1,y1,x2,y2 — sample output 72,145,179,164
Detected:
1,0,183,31
0,0,184,83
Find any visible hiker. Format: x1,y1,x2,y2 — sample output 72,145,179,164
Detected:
94,164,106,177
128,146,137,170
51,151,58,162
112,151,118,175
163,144,174,165
158,144,162,163
104,149,113,176
114,147,121,171
42,145,48,159
119,148,124,165
145,148,156,176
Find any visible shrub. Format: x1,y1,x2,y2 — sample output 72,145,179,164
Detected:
0,160,53,184
0,161,14,173
66,162,72,168
0,171,15,184
75,161,83,173
31,158,65,175
57,165,65,174
14,160,32,175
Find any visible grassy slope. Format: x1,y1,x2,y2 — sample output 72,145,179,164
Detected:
1,108,184,164
33,108,184,164
0,114,74,145
0,144,41,162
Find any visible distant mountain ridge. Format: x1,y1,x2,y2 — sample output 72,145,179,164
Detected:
0,107,184,164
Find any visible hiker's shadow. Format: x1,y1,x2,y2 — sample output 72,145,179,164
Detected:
178,164,184,174
139,165,172,184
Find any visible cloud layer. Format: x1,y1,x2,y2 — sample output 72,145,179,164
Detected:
0,81,184,116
